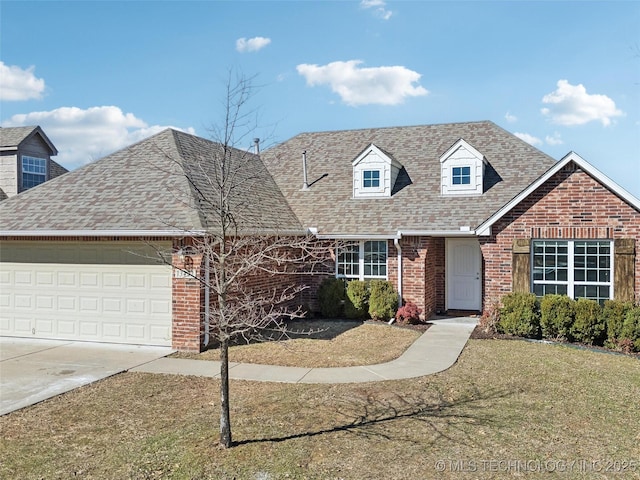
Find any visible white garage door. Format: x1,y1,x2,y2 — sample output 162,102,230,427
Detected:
0,241,172,346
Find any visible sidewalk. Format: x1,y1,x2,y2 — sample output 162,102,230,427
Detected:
131,317,477,383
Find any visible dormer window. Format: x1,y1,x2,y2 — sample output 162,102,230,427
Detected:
352,144,402,198
363,170,380,188
440,139,486,196
452,166,471,185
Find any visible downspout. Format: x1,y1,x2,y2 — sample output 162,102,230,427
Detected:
394,237,403,307
204,253,210,346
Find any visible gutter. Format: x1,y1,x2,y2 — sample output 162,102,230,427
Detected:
393,238,403,307
0,229,197,237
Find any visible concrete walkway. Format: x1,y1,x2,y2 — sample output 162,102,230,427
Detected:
132,317,477,383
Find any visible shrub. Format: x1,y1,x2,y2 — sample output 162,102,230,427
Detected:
344,280,369,319
620,306,640,352
368,280,398,321
395,301,422,324
571,298,605,345
497,292,540,338
601,299,633,348
317,277,345,318
540,294,575,341
479,298,500,334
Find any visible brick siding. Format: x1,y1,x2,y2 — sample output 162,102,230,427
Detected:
479,164,640,307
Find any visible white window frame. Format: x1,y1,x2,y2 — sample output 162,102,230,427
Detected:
362,169,381,189
21,155,47,190
336,240,388,280
531,239,614,303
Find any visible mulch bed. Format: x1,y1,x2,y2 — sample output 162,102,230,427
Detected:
471,325,640,359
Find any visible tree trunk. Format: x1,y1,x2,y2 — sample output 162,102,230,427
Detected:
219,336,232,448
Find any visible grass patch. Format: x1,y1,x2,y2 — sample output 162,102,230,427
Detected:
2,339,639,479
173,321,423,367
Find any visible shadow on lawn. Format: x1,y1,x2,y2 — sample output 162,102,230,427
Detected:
234,385,512,447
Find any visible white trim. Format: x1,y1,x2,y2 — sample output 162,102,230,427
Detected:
439,138,485,164
397,229,477,237
316,233,399,240
477,152,640,236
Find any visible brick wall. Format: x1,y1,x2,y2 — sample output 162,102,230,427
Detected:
388,236,445,320
479,164,640,307
171,250,204,351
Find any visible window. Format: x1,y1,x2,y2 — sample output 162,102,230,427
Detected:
337,240,387,280
363,170,380,188
452,166,471,185
21,156,47,190
532,240,612,304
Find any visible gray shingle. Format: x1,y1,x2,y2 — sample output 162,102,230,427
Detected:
0,129,302,234
261,121,557,235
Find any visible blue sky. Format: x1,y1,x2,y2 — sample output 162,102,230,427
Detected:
2,0,639,197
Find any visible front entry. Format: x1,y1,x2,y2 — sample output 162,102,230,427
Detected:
446,238,482,311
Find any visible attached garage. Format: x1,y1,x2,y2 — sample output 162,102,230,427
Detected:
0,241,172,346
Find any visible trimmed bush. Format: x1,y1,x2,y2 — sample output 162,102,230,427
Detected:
395,301,422,324
317,277,345,318
620,306,640,352
344,280,369,319
571,298,605,345
497,292,540,338
540,294,575,340
601,299,633,348
368,280,398,321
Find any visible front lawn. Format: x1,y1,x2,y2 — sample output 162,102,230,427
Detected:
172,320,423,367
1,339,639,479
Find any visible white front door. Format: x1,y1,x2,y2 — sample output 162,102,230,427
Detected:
446,238,482,311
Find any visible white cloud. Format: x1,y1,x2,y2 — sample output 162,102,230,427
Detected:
514,132,542,146
236,36,271,53
296,60,428,106
0,62,46,101
2,106,195,170
360,0,393,20
541,80,624,127
545,132,563,146
504,112,517,123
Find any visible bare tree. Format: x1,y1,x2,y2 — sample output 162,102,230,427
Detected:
161,72,331,448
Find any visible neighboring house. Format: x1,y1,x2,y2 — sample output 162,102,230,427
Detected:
0,122,638,351
0,126,67,199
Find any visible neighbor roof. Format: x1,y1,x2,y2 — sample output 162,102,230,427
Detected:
0,125,58,155
0,129,302,235
261,121,557,236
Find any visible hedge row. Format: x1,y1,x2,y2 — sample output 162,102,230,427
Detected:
495,292,640,352
317,278,398,321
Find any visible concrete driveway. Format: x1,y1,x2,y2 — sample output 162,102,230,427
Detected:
0,337,173,416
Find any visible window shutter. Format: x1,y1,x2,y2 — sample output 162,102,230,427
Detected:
614,238,635,302
512,239,530,293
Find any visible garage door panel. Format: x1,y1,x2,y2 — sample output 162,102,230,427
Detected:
0,241,172,346
14,271,33,286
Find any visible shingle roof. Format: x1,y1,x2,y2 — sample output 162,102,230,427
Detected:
261,121,557,236
0,125,58,155
0,129,302,234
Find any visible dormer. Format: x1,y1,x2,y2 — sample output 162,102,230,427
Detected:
352,144,402,198
440,139,486,196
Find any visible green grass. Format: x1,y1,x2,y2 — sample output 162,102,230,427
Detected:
1,339,639,479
